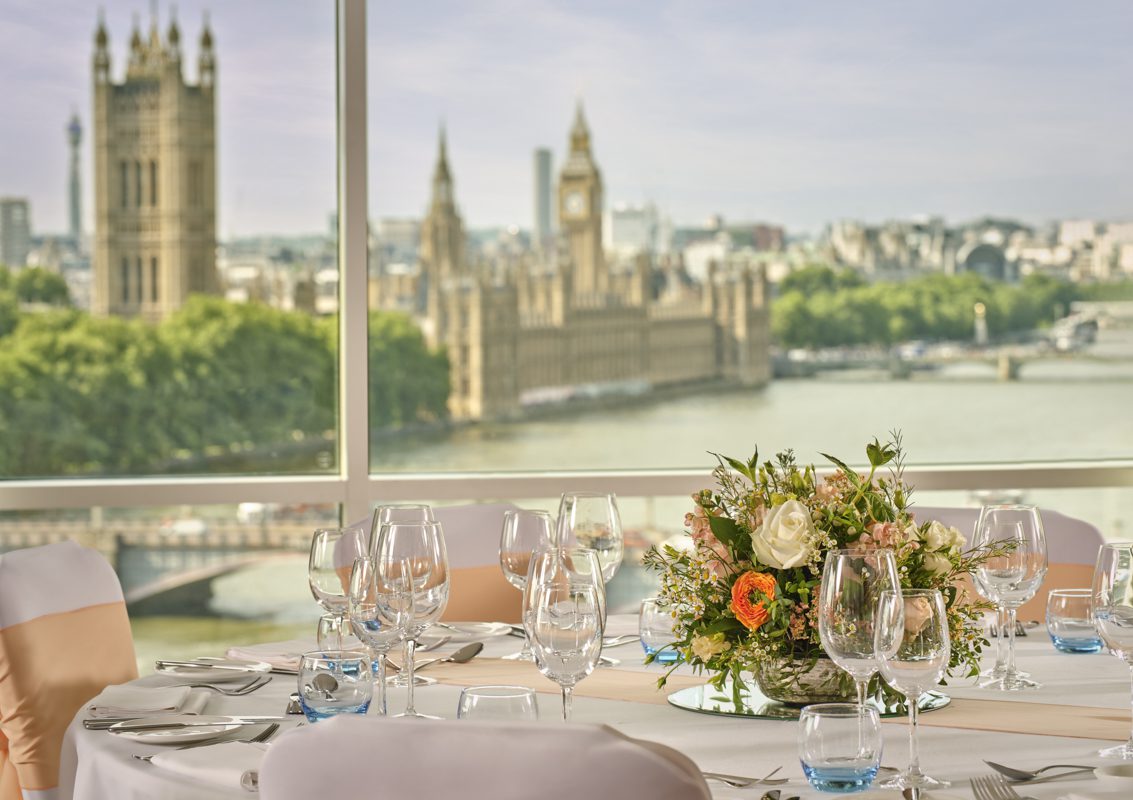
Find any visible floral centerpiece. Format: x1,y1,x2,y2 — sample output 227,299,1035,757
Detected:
643,436,997,706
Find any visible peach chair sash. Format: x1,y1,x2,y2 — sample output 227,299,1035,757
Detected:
259,715,711,800
0,541,137,800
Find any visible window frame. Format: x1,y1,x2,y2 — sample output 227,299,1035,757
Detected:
0,0,1131,520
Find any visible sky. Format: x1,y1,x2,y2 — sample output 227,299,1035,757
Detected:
1,1,1132,238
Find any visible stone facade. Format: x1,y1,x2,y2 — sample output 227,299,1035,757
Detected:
91,12,219,320
373,104,771,421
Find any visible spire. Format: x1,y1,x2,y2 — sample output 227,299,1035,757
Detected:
570,99,591,154
148,0,161,48
200,10,213,50
130,13,143,52
95,8,109,49
167,4,181,48
434,123,450,183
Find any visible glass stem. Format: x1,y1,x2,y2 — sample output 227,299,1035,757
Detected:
1005,607,1018,678
995,606,1007,668
1127,663,1133,748
907,692,921,777
855,678,869,709
520,630,533,659
374,651,387,717
855,678,869,757
335,614,344,650
404,638,417,715
561,685,573,721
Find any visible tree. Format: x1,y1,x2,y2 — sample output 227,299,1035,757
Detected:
13,267,70,306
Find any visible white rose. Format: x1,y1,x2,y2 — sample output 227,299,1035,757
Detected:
923,552,952,577
922,520,952,552
947,527,966,554
751,499,814,569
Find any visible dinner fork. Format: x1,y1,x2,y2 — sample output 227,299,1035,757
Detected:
701,765,788,787
178,676,271,695
970,774,1038,800
133,722,280,762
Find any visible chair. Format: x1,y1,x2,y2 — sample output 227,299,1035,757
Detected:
259,715,711,800
432,503,521,623
0,541,138,800
913,505,1105,618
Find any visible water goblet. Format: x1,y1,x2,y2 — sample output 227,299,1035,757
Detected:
799,703,883,793
972,504,1047,690
457,685,539,720
309,527,367,650
818,548,899,710
297,649,373,722
374,519,450,718
556,492,624,583
1047,588,1103,654
875,588,951,790
1092,542,1133,759
499,508,555,661
640,598,681,665
348,555,411,716
316,612,362,651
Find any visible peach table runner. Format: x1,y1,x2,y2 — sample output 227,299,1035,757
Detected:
429,659,1128,739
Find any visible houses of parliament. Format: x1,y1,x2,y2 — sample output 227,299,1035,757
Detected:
373,105,771,420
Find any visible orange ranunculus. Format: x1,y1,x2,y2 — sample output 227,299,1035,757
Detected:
730,571,776,631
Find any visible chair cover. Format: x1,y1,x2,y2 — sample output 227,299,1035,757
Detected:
259,715,711,800
914,505,1105,617
432,503,521,623
0,541,137,800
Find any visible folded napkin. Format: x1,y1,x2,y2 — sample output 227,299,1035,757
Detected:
150,741,267,790
88,685,209,718
226,639,316,672
1058,791,1132,800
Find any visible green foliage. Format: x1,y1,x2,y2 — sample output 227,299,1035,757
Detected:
0,298,449,477
772,269,1080,349
13,267,71,306
1077,279,1133,301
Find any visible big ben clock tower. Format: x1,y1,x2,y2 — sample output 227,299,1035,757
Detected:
558,102,606,297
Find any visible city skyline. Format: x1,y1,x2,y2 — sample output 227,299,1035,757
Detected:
2,1,1132,238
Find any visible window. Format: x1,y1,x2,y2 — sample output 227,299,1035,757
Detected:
150,256,158,303
150,159,158,207
119,160,128,208
134,160,142,207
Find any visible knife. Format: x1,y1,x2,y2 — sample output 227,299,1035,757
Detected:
84,714,289,730
155,660,266,672
106,715,291,732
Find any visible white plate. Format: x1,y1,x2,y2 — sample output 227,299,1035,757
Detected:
849,792,965,800
154,656,272,681
108,714,244,744
422,622,513,643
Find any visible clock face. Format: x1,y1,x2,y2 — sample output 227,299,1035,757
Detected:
564,190,586,217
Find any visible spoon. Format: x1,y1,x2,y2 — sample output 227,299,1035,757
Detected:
411,642,484,671
311,673,338,699
983,760,1096,783
902,787,921,800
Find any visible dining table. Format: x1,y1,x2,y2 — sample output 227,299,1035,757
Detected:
60,615,1131,799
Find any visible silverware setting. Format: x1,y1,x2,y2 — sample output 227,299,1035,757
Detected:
174,675,271,696
132,721,280,763
971,773,1039,800
417,636,452,652
602,634,641,648
155,659,267,673
701,765,788,788
108,715,291,732
983,759,1096,783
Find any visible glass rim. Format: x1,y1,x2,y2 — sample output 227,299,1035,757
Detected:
1047,588,1092,597
560,490,617,499
879,587,941,598
459,684,537,698
799,702,879,719
301,648,370,662
980,503,1039,511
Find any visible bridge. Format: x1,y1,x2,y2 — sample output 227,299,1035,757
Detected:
0,520,315,616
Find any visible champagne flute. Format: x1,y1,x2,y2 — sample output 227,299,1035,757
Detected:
1092,542,1133,760
308,527,366,650
556,492,624,583
875,588,951,790
348,555,411,716
374,519,449,718
499,509,554,661
370,504,436,689
972,504,1047,690
818,548,899,710
526,549,604,721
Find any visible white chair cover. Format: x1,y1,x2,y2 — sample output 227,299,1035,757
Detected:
259,716,711,800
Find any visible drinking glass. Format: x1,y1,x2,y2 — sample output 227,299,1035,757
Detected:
525,548,605,720
972,504,1048,690
640,598,681,664
1047,588,1103,654
799,703,883,793
499,508,555,661
373,519,450,718
348,555,412,716
457,685,539,720
875,588,951,790
317,613,362,651
1092,542,1133,759
818,549,899,710
297,650,373,722
556,492,624,583
308,527,367,650
524,547,607,629
370,504,438,689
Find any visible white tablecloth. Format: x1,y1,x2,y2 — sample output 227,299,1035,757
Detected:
64,617,1131,799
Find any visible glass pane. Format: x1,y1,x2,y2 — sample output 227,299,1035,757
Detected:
0,503,337,674
366,3,1132,473
0,2,337,478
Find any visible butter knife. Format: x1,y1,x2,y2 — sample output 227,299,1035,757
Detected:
108,716,290,732
155,660,267,672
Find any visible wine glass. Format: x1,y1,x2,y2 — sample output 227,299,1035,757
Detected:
524,547,607,632
972,504,1047,690
818,548,899,710
1092,542,1133,760
556,492,624,583
370,504,436,689
373,519,449,719
875,588,951,791
308,527,366,650
499,508,555,661
525,548,605,721
348,555,411,716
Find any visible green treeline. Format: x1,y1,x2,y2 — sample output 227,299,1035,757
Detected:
0,284,448,477
772,266,1086,350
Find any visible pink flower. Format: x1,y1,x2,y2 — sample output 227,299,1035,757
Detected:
687,501,732,576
